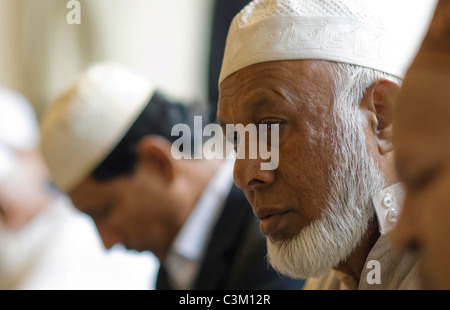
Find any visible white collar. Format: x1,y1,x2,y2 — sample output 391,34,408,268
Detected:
356,182,419,289
371,182,405,235
306,183,420,289
171,158,235,260
163,158,235,288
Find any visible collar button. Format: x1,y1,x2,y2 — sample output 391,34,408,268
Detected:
382,193,394,208
387,208,398,223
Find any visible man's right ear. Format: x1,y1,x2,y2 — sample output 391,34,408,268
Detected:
136,136,176,183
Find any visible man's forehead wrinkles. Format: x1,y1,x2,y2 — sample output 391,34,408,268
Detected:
218,64,318,124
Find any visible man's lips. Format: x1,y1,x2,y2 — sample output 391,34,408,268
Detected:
254,207,290,220
254,208,291,237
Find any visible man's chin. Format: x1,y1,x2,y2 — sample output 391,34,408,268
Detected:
266,235,332,279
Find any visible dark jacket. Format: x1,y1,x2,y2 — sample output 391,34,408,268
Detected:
156,185,305,290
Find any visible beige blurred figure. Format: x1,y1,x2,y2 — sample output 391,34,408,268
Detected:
0,91,48,229
392,1,450,290
0,87,158,290
0,88,51,288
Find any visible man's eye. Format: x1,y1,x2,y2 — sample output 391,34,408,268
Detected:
408,165,441,192
88,202,114,221
226,132,240,152
260,122,281,137
260,121,283,132
233,132,240,152
265,123,280,130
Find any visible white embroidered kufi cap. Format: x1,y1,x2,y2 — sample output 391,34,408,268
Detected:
219,0,429,84
40,63,155,192
0,89,40,181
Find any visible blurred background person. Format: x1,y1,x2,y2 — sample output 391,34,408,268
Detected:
392,0,450,290
40,62,305,290
0,87,158,290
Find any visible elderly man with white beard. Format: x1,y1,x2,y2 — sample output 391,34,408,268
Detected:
217,0,433,289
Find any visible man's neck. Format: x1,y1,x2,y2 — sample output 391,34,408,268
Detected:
335,216,380,283
188,158,223,207
160,158,223,261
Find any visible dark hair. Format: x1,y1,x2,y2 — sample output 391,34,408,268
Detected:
92,91,207,181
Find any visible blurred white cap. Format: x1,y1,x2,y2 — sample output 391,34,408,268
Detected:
40,62,155,192
0,88,40,182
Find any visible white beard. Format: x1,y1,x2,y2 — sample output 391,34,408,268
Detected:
266,103,386,279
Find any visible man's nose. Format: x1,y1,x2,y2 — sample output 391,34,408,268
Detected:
95,221,121,250
233,155,275,192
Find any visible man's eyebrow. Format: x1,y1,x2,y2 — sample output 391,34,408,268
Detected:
397,155,444,190
217,99,276,126
217,117,227,127
396,155,417,183
395,156,408,180
410,164,442,190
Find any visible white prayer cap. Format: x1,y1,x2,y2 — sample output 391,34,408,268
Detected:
0,88,40,151
0,88,40,181
40,63,155,192
219,0,429,84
